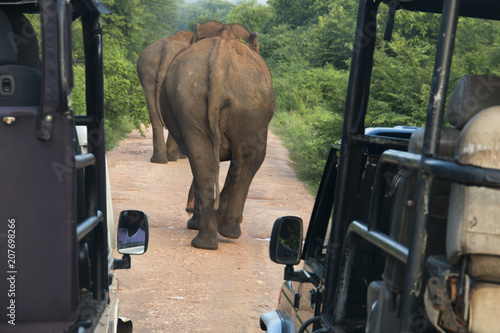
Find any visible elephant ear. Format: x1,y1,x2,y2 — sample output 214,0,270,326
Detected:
191,23,201,44
248,32,260,53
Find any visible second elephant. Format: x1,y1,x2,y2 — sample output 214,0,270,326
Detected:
137,30,193,163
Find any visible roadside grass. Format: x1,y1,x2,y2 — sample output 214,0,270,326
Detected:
270,105,343,196
105,116,137,151
269,63,347,195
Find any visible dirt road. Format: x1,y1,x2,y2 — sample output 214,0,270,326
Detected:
108,127,315,332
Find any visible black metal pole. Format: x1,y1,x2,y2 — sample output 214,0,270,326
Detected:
399,0,461,331
423,158,500,187
322,0,380,317
82,11,108,304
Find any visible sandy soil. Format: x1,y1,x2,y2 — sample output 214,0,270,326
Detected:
108,127,315,332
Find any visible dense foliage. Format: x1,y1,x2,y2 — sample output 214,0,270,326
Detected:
242,0,499,192
72,0,176,148
72,0,500,190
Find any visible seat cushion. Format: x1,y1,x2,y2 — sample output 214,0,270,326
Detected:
408,126,460,158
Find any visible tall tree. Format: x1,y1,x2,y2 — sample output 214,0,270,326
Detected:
226,0,273,33
176,0,235,31
103,0,177,61
268,0,329,28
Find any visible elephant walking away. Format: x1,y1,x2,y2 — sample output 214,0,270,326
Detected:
161,25,275,250
137,23,260,164
137,31,193,163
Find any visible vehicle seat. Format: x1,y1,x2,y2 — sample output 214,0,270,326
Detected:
5,7,42,69
382,76,500,290
382,126,459,291
0,8,41,107
443,76,500,332
447,105,500,283
445,75,500,283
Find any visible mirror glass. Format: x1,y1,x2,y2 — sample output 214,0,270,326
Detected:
117,210,149,255
270,216,303,265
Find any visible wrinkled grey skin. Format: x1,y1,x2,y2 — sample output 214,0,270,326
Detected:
137,30,193,163
160,25,275,250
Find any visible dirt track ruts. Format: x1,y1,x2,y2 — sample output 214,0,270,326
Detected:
109,127,314,332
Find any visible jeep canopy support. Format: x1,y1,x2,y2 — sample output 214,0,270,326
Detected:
322,0,381,318
399,0,460,330
37,0,72,140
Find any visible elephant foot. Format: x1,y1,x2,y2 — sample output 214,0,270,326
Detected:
167,150,184,161
187,217,200,230
150,154,168,164
191,233,218,250
179,153,187,159
218,223,241,239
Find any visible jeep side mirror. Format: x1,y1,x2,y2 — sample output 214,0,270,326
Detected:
269,216,303,265
117,210,149,255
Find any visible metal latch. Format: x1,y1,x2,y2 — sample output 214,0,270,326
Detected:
3,117,16,125
0,75,15,97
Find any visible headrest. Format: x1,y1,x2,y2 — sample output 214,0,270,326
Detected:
446,75,500,129
6,8,40,69
408,126,460,158
0,9,18,65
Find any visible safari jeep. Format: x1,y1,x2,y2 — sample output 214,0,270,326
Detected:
261,0,500,332
0,0,148,332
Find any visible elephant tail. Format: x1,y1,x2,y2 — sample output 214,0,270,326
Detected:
207,94,221,211
206,29,235,211
155,51,168,129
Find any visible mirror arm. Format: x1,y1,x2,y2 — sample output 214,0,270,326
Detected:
114,254,131,270
284,265,312,283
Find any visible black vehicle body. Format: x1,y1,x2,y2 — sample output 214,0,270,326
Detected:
261,1,500,332
0,1,147,332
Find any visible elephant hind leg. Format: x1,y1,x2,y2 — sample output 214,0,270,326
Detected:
218,216,242,239
150,117,169,164
218,156,263,239
166,132,183,161
218,181,243,239
185,180,195,214
185,140,219,250
188,198,218,249
145,85,169,163
186,180,199,230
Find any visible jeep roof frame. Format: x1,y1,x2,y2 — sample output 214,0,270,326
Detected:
312,0,500,332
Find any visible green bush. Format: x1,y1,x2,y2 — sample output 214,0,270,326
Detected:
72,43,149,150
269,62,348,193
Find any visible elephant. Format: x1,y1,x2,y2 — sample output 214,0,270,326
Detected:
191,21,260,53
160,24,275,250
137,23,260,164
137,30,193,163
